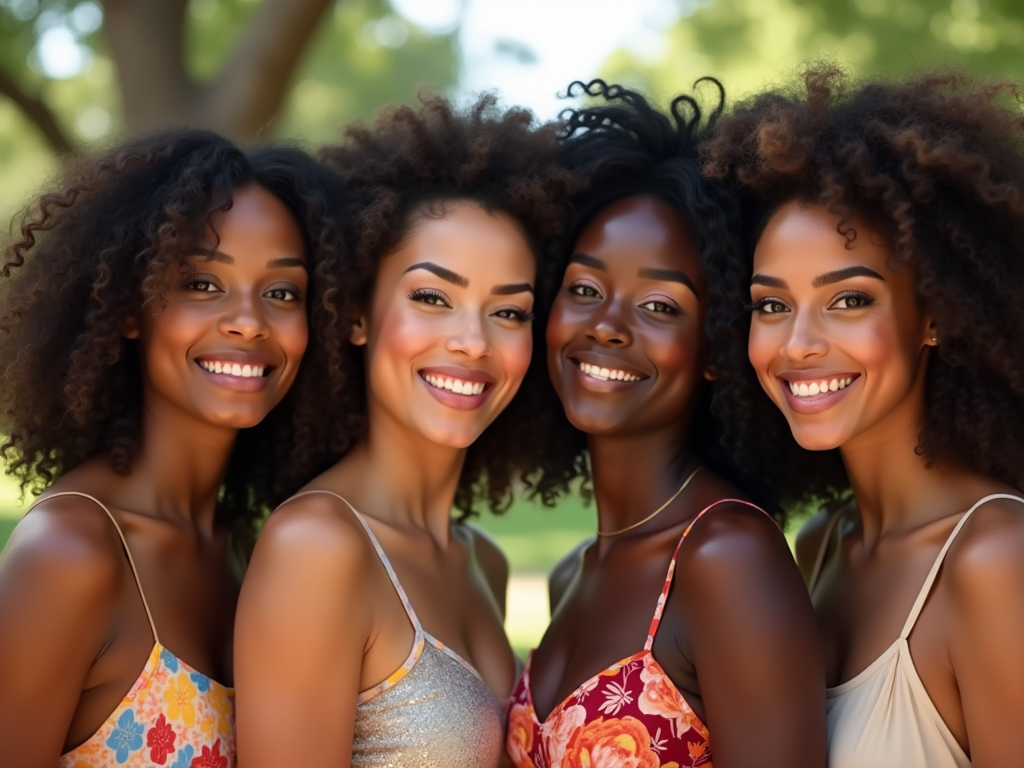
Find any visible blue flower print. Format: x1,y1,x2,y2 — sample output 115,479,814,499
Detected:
170,743,195,768
190,670,211,693
161,648,180,673
105,708,144,764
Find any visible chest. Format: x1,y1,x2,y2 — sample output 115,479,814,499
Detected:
530,541,698,722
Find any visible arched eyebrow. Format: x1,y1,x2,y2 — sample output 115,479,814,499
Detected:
404,261,469,287
187,250,304,268
569,253,605,270
637,267,697,294
751,266,885,289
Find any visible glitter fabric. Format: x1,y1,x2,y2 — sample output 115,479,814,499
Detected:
354,641,505,767
289,490,506,768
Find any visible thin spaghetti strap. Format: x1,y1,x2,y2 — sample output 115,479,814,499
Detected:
807,507,845,593
900,493,1024,639
644,498,776,651
283,490,423,632
27,491,160,644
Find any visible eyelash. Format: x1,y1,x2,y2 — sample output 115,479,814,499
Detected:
638,298,679,315
186,279,220,294
568,283,601,299
265,288,300,302
408,287,451,307
747,290,876,314
493,306,534,323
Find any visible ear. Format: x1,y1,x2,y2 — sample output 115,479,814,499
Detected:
122,315,140,340
348,313,368,346
925,317,938,347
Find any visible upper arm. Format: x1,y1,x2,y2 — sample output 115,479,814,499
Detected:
464,522,510,619
675,504,826,768
234,498,375,768
548,539,588,615
0,500,122,767
946,503,1024,766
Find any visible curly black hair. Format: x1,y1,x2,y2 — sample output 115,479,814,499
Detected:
315,93,583,516
701,63,1024,503
542,80,787,516
0,129,347,533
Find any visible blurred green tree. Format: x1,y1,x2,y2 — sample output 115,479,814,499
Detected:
603,0,1024,102
0,0,460,214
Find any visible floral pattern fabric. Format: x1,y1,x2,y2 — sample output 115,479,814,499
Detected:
506,499,766,768
60,643,235,768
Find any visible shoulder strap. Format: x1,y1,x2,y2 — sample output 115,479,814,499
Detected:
900,493,1024,638
644,498,776,651
807,507,845,592
283,490,423,632
27,491,160,644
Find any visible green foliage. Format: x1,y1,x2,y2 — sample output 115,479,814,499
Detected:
603,0,1024,104
0,0,459,218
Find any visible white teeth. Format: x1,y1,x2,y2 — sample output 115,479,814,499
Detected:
789,376,855,397
577,361,641,383
199,360,266,378
423,374,485,396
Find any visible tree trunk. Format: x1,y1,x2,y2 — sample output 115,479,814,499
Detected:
100,0,333,143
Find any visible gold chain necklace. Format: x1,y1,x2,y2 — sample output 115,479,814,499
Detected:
596,465,705,537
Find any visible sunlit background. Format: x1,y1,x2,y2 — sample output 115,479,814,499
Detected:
2,0,1023,654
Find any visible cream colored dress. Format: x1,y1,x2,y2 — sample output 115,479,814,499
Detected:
808,493,1024,768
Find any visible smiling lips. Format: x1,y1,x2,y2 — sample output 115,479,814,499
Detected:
574,359,645,383
197,359,268,378
422,372,487,396
787,376,854,398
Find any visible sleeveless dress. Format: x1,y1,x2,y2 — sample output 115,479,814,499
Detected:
507,499,770,768
290,490,506,768
809,493,1024,768
28,492,236,768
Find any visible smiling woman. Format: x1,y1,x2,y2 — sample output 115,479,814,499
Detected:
0,130,346,767
232,94,580,768
704,64,1024,767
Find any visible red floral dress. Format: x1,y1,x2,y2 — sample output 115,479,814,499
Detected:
507,499,767,768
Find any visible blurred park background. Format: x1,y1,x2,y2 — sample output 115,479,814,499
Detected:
3,0,1024,654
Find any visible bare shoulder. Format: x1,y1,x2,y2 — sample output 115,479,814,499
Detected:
1,494,126,601
251,491,377,580
943,494,1024,603
672,500,802,594
549,537,591,612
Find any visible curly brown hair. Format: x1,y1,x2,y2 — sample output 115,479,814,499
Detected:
0,129,347,529
701,64,1024,504
315,93,583,516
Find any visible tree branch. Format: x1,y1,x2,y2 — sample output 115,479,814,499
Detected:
204,0,333,142
0,64,75,154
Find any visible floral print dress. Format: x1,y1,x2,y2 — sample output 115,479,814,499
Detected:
33,492,236,768
507,499,770,768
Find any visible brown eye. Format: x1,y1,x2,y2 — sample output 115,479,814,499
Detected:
568,284,601,299
832,292,874,310
265,288,300,302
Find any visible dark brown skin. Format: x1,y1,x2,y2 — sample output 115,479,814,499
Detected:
755,202,1024,764
234,202,529,768
0,186,309,767
532,195,826,767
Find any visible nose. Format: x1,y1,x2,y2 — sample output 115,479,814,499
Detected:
218,290,270,342
445,312,492,359
780,308,828,361
587,295,632,347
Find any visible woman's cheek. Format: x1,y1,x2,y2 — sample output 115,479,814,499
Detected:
503,330,533,386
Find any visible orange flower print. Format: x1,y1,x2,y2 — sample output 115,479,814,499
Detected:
541,703,587,768
637,657,707,741
562,716,660,768
507,703,537,768
163,674,198,727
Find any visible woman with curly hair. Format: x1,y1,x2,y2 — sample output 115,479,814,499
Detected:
504,81,824,768
703,65,1024,767
0,130,345,767
232,94,578,768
